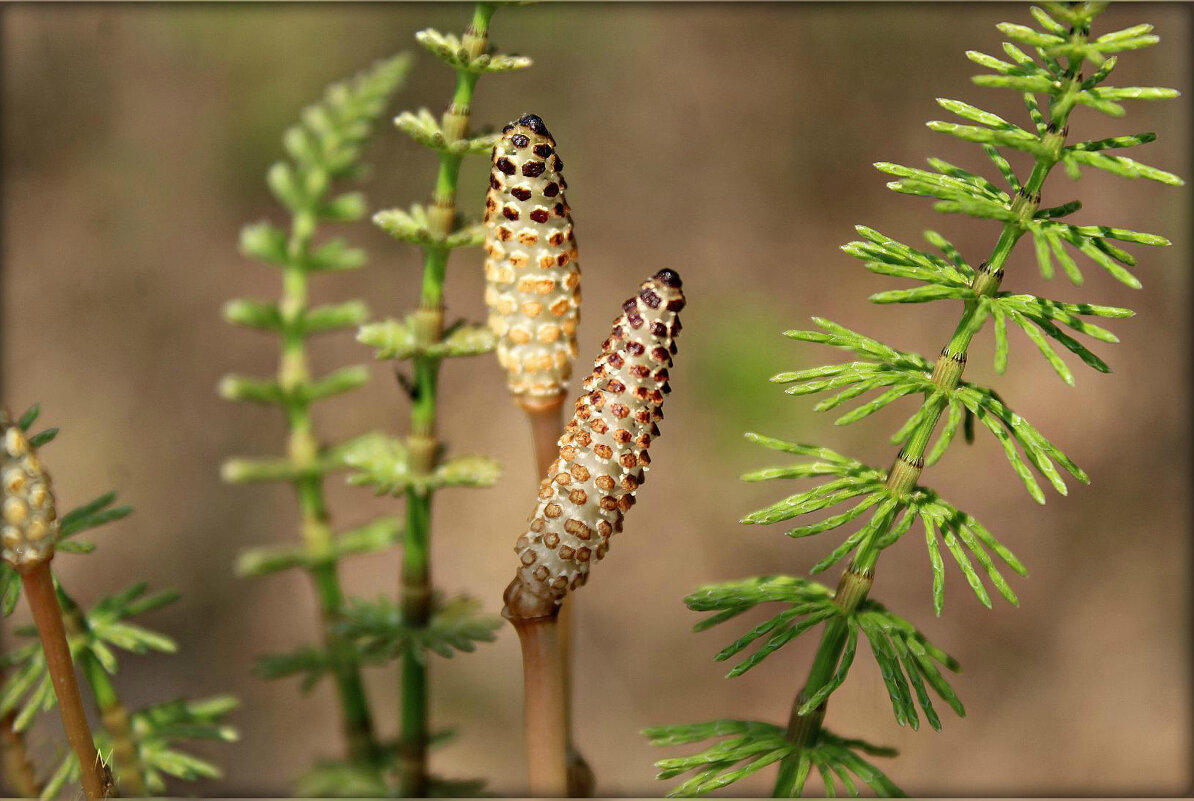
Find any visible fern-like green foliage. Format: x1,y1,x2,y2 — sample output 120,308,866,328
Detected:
740,434,1026,611
336,4,529,796
257,596,499,689
219,54,412,773
646,720,900,798
0,406,237,797
340,432,500,496
297,754,491,799
650,5,1180,796
36,696,240,798
339,595,500,663
221,53,412,494
685,578,963,730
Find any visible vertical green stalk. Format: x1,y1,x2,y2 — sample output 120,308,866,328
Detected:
56,589,147,798
282,209,378,765
229,56,411,789
772,36,1091,800
398,6,495,796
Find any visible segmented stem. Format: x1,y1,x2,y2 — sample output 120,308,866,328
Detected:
773,25,1091,798
398,6,495,796
282,208,378,764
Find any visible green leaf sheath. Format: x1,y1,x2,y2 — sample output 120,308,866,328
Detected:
222,55,412,767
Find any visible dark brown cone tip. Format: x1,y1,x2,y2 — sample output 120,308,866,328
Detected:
503,113,552,138
654,268,682,288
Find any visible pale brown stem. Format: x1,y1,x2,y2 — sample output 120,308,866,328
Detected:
19,561,109,800
559,599,594,797
509,612,568,798
0,665,40,797
520,397,594,796
521,396,566,480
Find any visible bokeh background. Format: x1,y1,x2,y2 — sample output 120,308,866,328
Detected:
1,2,1190,796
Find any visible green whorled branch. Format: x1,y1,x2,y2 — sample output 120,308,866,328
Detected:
276,200,378,765
647,5,1180,797
222,56,411,772
770,7,1180,795
362,4,526,796
56,589,147,797
0,412,236,798
40,579,232,798
400,6,487,794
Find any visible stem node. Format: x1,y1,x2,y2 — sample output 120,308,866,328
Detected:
833,568,874,612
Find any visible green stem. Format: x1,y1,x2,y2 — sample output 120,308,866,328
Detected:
772,29,1089,799
57,589,147,798
282,207,378,765
397,5,496,796
397,487,431,798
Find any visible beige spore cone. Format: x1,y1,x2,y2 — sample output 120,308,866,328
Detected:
484,113,581,408
504,269,685,621
1,413,58,570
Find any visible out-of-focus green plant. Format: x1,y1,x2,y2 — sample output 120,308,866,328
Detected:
220,54,409,778
1,405,237,798
647,4,1181,796
338,3,531,795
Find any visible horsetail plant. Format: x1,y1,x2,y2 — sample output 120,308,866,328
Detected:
485,114,581,401
505,269,685,796
220,54,410,781
485,111,582,472
484,112,592,795
341,4,530,795
1,406,237,799
647,5,1181,796
0,409,106,800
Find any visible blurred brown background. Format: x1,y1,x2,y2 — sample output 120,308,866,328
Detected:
1,2,1190,797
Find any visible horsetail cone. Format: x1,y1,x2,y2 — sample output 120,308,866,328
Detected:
504,270,684,621
0,413,58,570
484,114,581,407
